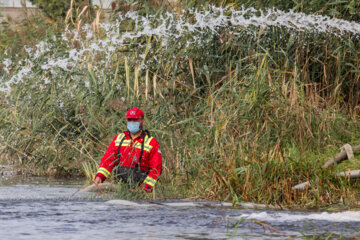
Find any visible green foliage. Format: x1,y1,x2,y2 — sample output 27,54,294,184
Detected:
1,1,360,206
0,14,63,54
29,0,91,19
115,182,150,200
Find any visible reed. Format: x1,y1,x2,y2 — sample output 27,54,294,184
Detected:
0,1,359,206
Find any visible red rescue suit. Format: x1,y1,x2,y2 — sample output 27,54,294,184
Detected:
95,131,162,191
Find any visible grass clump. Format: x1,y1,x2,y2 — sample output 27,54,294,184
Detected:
0,1,360,207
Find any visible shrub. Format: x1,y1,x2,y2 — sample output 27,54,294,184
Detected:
29,0,91,19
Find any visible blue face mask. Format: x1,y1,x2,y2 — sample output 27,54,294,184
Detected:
127,122,141,133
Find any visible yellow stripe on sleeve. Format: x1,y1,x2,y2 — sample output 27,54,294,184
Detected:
144,176,157,187
97,167,111,178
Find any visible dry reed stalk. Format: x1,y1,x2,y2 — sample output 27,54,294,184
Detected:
153,73,157,101
65,0,75,31
134,66,139,97
145,69,149,100
143,36,152,64
92,9,102,32
125,58,130,98
76,5,89,33
256,54,267,79
189,58,196,89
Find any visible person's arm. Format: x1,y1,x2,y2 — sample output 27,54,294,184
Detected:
142,139,162,192
94,135,119,183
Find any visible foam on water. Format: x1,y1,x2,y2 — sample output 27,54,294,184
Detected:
1,5,360,92
233,210,360,222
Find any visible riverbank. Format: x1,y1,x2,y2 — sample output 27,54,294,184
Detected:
1,0,360,207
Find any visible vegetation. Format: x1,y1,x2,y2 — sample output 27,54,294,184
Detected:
0,0,359,207
214,0,360,21
28,0,92,19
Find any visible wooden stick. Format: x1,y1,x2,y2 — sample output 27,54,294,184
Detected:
80,182,118,192
253,220,295,239
70,182,91,197
153,73,157,101
189,58,196,89
134,65,139,97
145,69,149,100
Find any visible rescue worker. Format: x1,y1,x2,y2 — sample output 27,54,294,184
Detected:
94,108,162,193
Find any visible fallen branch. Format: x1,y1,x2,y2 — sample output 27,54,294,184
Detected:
252,220,295,239
294,143,360,190
322,144,360,169
80,182,118,192
337,170,360,179
292,181,310,191
70,182,90,197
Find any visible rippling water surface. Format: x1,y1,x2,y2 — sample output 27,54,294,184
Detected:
0,176,359,240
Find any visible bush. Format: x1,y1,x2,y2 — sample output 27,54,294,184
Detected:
29,0,91,19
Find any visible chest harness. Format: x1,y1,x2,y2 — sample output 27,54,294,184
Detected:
115,130,151,170
114,130,152,185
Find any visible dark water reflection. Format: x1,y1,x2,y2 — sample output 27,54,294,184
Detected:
0,176,359,239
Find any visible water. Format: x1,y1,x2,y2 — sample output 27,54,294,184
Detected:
0,176,359,239
2,6,360,92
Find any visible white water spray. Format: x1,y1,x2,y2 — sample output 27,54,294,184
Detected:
1,6,360,92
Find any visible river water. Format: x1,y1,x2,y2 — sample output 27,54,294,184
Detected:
0,176,359,240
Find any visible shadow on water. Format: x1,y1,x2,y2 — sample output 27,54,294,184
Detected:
0,176,359,239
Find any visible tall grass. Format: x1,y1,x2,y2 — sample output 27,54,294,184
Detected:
0,1,359,206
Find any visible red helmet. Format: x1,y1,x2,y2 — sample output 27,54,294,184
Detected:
126,108,144,119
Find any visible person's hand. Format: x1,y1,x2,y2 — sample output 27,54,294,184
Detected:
94,177,102,185
140,183,153,193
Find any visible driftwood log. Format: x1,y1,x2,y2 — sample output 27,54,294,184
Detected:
293,144,360,191
337,170,360,179
322,144,360,169
292,181,310,190
292,178,319,191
